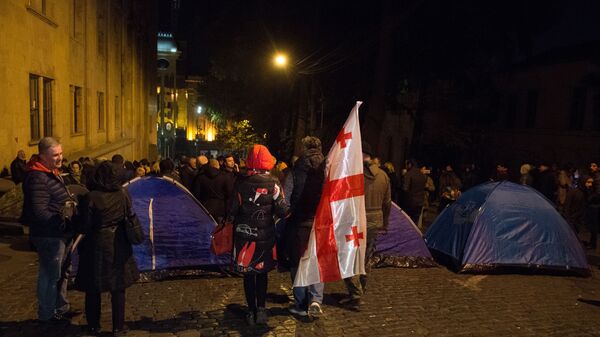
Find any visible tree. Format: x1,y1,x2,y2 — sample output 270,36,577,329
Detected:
216,120,264,157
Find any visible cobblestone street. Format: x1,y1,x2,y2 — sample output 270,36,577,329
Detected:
1,234,600,337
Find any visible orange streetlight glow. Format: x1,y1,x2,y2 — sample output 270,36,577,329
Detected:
273,53,288,68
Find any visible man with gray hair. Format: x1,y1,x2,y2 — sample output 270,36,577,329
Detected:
22,137,76,323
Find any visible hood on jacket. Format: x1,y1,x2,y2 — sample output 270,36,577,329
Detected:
26,154,59,176
246,144,275,171
93,161,122,192
297,148,324,171
364,162,379,180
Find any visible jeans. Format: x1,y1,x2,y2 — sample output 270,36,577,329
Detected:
290,267,324,310
343,226,378,299
30,236,72,320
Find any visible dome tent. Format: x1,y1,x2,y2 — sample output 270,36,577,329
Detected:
372,202,436,268
424,181,590,276
124,176,229,279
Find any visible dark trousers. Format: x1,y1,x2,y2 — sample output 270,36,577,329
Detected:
404,206,423,225
588,221,598,248
343,226,378,299
243,273,268,311
85,290,126,330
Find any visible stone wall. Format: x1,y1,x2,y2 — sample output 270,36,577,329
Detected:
0,0,157,170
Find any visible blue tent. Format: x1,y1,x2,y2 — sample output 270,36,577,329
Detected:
124,176,229,274
424,181,590,275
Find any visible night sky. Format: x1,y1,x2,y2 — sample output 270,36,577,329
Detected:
159,0,600,160
164,1,600,75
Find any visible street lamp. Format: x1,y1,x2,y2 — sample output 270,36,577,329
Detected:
273,53,288,68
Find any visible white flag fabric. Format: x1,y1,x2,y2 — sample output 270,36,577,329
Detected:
294,101,367,287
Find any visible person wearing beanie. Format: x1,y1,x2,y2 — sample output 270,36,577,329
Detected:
226,144,289,325
286,136,326,318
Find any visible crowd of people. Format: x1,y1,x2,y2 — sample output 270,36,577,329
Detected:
387,160,600,250
10,135,598,334
15,136,391,333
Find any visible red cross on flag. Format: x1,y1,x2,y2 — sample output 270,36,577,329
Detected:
294,101,367,287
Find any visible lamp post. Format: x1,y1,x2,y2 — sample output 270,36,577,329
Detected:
271,51,324,155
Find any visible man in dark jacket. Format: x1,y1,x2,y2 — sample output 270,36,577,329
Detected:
342,142,391,310
191,159,231,222
22,137,75,323
10,150,27,184
401,159,426,223
589,162,600,194
564,176,589,234
287,136,326,317
222,154,238,200
179,156,197,190
533,163,557,203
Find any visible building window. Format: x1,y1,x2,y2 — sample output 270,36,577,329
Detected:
29,75,40,141
570,87,587,130
525,90,538,128
43,78,53,136
114,96,122,132
72,0,83,40
98,92,105,131
71,85,84,134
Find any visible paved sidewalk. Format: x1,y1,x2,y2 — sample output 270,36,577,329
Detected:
1,235,600,337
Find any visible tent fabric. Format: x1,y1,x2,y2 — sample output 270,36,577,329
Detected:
425,181,590,276
124,176,229,273
371,202,436,268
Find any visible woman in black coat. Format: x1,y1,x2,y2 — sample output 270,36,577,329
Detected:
75,161,140,335
227,144,289,326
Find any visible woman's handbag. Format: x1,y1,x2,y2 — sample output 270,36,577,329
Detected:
210,222,233,256
124,214,144,245
123,190,144,245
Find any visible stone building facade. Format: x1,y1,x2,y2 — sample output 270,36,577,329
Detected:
489,44,600,167
0,0,157,169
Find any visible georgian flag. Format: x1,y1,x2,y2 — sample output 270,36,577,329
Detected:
294,101,366,287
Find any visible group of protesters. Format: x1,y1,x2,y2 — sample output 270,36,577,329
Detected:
15,135,391,333
13,134,600,333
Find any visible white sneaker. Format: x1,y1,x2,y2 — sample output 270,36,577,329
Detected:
308,302,323,317
288,304,308,317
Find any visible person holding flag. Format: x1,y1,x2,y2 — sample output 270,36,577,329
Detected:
286,136,326,317
341,141,391,310
293,101,390,311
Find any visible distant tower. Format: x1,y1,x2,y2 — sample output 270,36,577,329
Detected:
157,32,181,159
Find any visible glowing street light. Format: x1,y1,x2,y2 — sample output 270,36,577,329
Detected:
273,53,288,68
197,105,203,114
